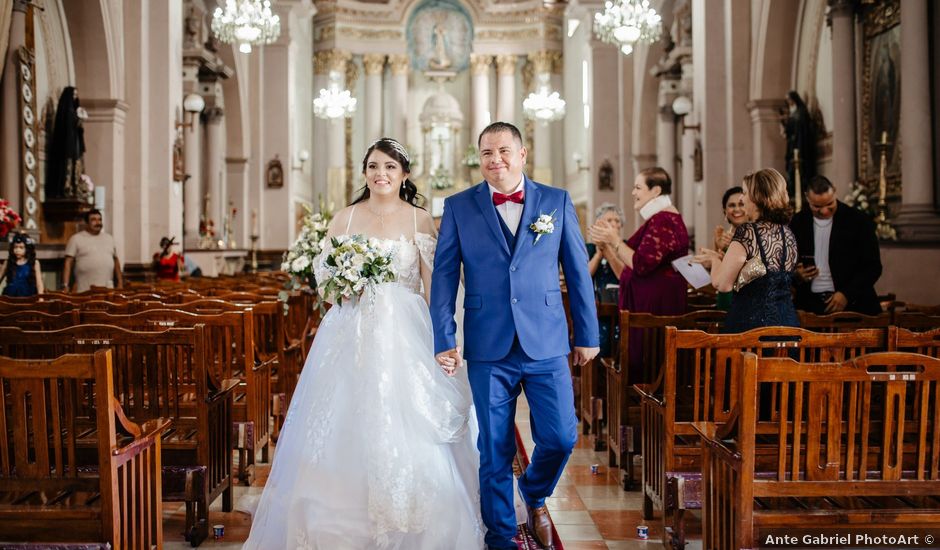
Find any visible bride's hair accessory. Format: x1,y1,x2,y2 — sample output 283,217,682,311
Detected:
370,138,410,165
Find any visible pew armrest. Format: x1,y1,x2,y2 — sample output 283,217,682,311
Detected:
207,377,240,403
113,417,172,457
633,383,660,403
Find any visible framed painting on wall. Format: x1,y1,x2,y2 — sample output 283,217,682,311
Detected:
858,0,901,202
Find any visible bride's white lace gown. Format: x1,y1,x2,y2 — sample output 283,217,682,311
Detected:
243,227,485,550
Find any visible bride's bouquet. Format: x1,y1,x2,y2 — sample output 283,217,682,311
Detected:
317,234,397,306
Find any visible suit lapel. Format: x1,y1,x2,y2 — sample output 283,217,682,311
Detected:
512,176,542,259
473,182,512,256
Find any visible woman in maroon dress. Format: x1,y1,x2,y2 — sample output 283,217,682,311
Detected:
593,167,689,376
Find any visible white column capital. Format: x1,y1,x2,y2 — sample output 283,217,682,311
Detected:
388,54,410,76
363,54,386,76
470,54,493,75
495,55,518,76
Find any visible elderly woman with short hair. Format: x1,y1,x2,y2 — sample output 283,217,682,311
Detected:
586,202,627,303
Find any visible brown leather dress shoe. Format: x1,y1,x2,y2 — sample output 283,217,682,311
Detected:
526,504,554,549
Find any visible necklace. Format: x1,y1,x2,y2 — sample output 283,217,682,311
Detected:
363,201,402,229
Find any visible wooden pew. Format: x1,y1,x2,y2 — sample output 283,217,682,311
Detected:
636,326,886,549
604,310,725,490
0,309,79,330
894,311,940,332
81,308,272,485
891,325,940,355
0,350,169,548
797,310,892,332
0,324,236,546
579,303,618,452
694,351,940,550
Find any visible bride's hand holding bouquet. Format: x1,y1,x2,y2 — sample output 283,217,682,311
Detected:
316,234,397,306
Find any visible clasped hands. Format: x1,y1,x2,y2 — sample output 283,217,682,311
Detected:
435,346,600,375
588,219,621,252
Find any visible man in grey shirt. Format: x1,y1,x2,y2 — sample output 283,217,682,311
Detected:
63,209,124,292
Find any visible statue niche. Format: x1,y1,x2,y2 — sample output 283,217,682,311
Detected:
407,0,473,73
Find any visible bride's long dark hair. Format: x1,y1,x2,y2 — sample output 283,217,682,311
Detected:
351,138,425,208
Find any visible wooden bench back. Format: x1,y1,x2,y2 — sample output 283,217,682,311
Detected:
620,310,726,385
667,327,887,427
891,326,940,356
0,350,167,548
894,312,940,332
736,351,940,487
0,324,210,428
0,309,79,330
797,311,892,332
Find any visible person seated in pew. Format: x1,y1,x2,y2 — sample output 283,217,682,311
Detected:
713,186,747,310
694,168,799,332
153,236,184,282
1,232,43,297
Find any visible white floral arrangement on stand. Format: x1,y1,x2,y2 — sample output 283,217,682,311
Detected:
461,144,480,168
316,234,397,306
428,168,454,190
843,181,897,241
280,203,333,312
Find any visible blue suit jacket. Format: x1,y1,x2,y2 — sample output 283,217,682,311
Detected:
431,176,599,362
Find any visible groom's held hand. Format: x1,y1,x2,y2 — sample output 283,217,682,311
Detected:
572,346,600,367
435,347,462,376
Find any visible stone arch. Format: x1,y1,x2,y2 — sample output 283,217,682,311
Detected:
61,0,120,99
750,0,799,101
631,40,663,170
218,44,250,159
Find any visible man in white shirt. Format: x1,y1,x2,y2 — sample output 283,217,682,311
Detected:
63,209,124,292
790,175,883,315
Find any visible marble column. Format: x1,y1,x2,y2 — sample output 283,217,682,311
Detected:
895,0,940,240
550,56,565,190
325,51,352,208
204,107,225,234
387,54,410,142
470,54,493,142
0,1,26,212
182,97,203,248
363,54,385,144
747,98,787,174
313,51,331,203
82,100,129,255
495,55,517,124
530,51,557,185
656,77,679,176
828,0,858,188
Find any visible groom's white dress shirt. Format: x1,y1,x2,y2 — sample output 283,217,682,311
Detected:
487,177,525,235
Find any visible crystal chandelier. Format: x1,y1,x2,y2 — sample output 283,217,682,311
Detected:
313,71,357,120
211,0,281,54
593,0,662,56
523,74,566,123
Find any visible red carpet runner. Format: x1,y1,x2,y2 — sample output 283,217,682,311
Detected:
513,426,563,550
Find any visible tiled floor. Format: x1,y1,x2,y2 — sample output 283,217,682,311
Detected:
163,396,701,549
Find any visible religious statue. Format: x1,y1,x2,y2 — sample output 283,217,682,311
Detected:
428,24,452,70
46,86,88,200
781,90,817,200
267,156,284,188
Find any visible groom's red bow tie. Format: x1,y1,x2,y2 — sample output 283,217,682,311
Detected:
493,190,524,206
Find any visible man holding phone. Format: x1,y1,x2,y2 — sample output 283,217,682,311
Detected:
790,175,883,315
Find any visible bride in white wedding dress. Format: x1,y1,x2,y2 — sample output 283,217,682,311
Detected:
244,139,485,549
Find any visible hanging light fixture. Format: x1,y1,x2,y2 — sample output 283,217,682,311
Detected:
313,71,357,120
211,0,281,54
523,74,566,123
593,0,662,56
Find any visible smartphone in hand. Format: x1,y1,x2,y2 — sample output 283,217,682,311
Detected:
800,255,816,268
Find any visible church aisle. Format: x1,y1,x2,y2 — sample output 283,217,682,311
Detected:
161,396,703,549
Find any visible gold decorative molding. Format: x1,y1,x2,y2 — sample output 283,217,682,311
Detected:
388,54,410,76
345,57,360,90
528,50,560,76
477,26,563,42
328,50,353,74
362,54,386,76
522,59,534,92
495,54,518,76
313,50,332,74
341,27,403,41
470,54,493,75
551,51,563,74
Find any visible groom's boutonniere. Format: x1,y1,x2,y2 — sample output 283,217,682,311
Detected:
529,210,557,244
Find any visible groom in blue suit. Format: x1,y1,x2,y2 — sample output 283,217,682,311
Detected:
431,122,599,549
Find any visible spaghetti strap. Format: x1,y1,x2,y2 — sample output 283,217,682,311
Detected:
413,206,418,234
345,205,356,234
